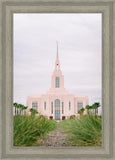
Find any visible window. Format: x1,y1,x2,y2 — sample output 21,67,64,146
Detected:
55,99,60,120
62,102,64,114
55,77,60,88
55,99,60,107
77,102,83,111
32,102,38,110
44,101,46,110
51,102,53,114
77,102,83,107
69,101,71,110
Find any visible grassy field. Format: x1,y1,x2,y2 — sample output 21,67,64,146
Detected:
13,115,102,146
59,115,102,146
13,115,57,146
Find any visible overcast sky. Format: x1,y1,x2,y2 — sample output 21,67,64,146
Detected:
13,13,102,113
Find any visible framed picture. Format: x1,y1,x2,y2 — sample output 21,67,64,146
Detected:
0,0,114,159
13,13,102,146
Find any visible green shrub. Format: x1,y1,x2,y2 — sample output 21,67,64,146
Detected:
60,115,102,146
13,115,57,146
70,115,76,120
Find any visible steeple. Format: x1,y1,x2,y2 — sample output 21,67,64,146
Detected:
55,41,60,70
57,41,58,58
46,41,68,94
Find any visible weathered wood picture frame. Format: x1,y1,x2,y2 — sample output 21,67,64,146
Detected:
0,0,114,159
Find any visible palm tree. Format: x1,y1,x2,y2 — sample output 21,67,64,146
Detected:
13,102,18,116
86,105,92,115
86,105,90,115
30,108,38,116
21,105,25,115
23,106,28,115
16,104,20,115
78,108,85,117
92,102,100,116
18,104,23,115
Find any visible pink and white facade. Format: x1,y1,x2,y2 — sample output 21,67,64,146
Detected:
26,43,89,120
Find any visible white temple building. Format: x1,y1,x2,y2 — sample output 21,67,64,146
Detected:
26,42,89,120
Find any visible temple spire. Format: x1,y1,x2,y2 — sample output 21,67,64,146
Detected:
55,41,60,70
57,41,58,58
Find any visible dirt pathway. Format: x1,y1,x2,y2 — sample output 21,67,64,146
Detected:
38,125,70,146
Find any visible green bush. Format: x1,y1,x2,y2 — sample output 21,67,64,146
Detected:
60,115,102,146
13,115,57,146
70,115,76,120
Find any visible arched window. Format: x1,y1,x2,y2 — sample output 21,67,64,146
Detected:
62,102,64,114
55,77,60,88
32,102,38,110
44,102,46,110
77,102,83,111
69,101,71,110
55,99,60,120
51,102,53,114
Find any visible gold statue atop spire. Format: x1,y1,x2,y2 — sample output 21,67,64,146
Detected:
55,41,60,70
56,41,58,46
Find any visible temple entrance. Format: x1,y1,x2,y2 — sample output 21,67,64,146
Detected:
62,116,65,120
49,116,53,119
55,99,60,120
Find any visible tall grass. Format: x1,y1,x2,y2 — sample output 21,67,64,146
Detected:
13,115,57,146
60,115,102,146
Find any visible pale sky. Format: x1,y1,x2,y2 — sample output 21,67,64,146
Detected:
13,14,102,114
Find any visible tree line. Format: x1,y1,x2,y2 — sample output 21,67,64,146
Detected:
78,102,100,116
13,102,28,115
13,102,100,117
13,102,38,116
